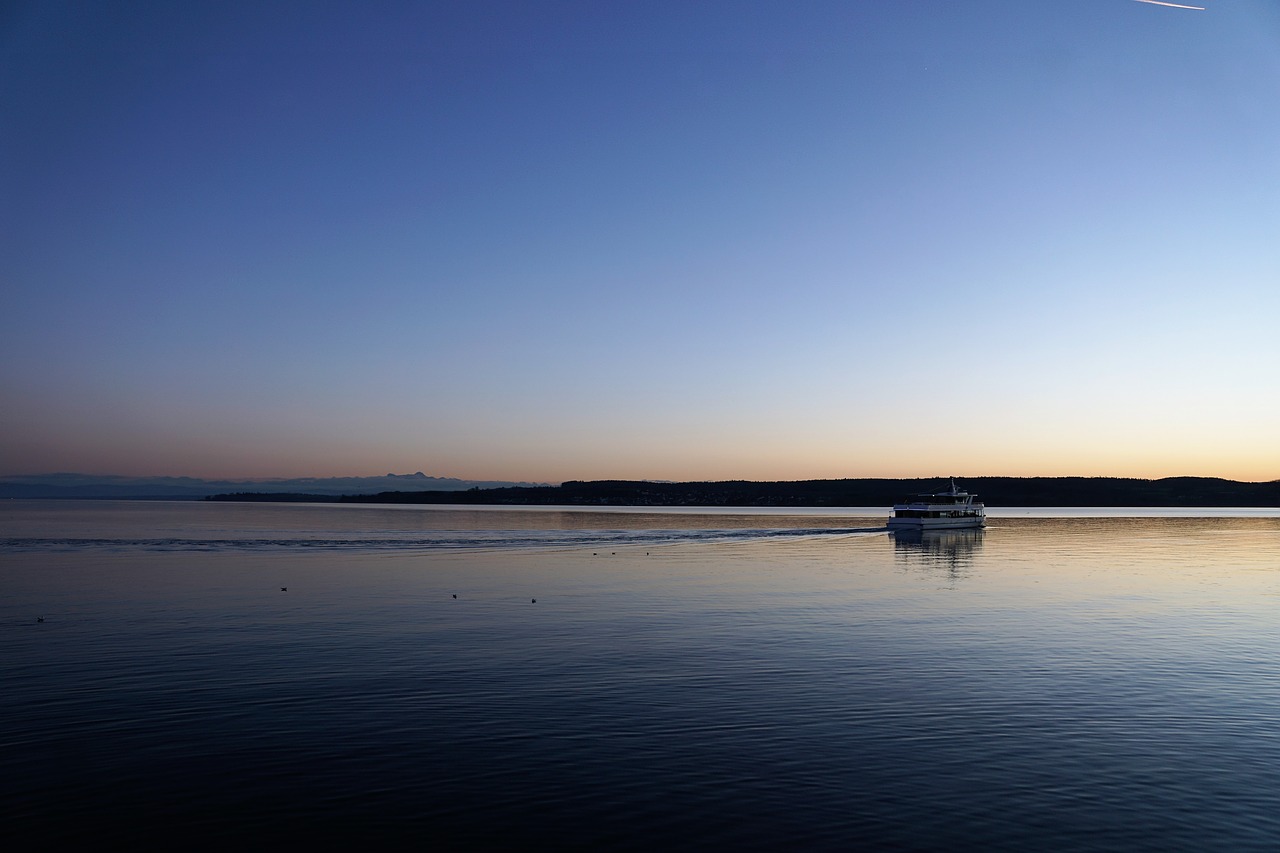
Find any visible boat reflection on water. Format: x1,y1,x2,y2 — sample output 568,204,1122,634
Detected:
892,527,985,583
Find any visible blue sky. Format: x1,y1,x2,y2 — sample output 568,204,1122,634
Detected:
3,1,1278,482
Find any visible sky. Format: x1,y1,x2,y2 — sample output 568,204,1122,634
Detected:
3,0,1278,483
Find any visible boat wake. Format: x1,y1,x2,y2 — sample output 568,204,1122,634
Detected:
2,526,889,554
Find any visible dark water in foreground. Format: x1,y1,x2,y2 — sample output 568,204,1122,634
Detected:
3,501,1280,849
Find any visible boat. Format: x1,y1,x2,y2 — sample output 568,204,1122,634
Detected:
886,478,986,530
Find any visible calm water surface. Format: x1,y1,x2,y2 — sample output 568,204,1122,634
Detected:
3,501,1280,849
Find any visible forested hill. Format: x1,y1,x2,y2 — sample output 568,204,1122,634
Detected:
207,477,1280,507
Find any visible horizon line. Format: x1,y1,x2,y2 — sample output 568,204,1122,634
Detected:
4,471,1278,485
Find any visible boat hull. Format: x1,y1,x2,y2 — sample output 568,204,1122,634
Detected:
886,516,985,530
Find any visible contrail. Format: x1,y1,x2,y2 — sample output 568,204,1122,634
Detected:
1133,0,1206,9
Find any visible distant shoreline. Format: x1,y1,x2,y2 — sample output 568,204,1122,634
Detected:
205,476,1280,508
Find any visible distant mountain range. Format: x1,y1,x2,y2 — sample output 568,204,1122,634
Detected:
0,472,550,500
8,473,1278,506
208,476,1280,508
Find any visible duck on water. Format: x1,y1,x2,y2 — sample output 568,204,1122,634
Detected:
886,478,986,530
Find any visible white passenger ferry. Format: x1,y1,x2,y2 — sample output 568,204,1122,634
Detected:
887,479,986,530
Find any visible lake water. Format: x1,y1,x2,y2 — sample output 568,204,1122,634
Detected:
4,500,1280,849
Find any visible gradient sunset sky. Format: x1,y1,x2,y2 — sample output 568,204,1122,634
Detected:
3,1,1278,483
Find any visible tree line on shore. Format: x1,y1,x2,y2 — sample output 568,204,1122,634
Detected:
206,476,1280,507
